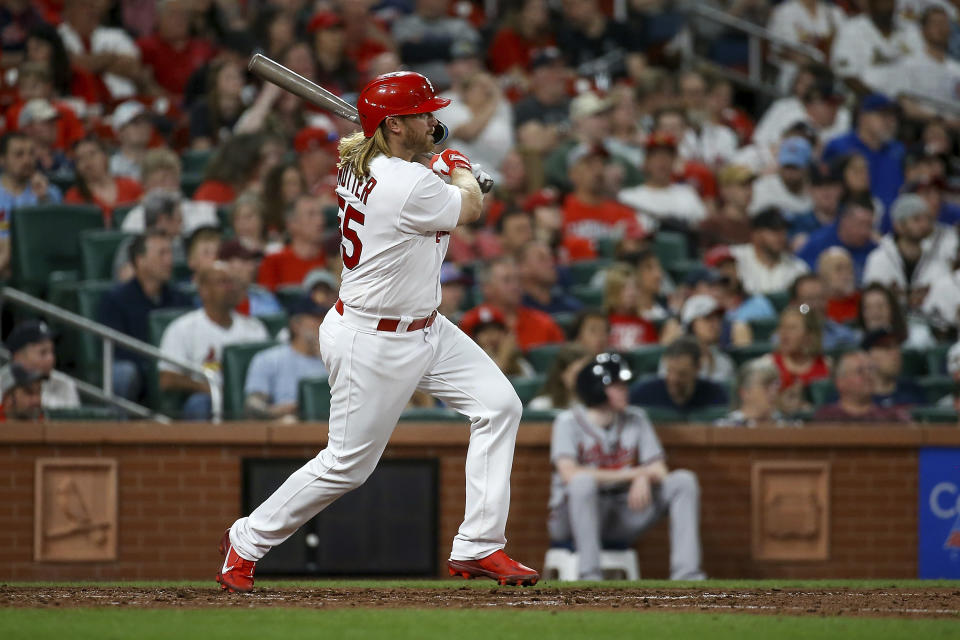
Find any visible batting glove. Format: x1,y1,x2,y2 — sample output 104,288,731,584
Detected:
472,164,495,194
430,149,472,177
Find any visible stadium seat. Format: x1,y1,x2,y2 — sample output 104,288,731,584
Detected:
686,406,730,423
112,204,136,228
624,345,665,375
148,307,193,416
526,343,564,374
216,206,232,230
808,379,836,407
9,204,103,296
748,317,779,342
275,286,308,310
766,291,790,313
298,376,332,420
911,406,958,423
919,376,954,405
47,406,123,421
551,312,576,336
221,341,278,420
522,408,561,422
639,406,684,422
570,284,603,308
901,348,929,377
258,312,289,338
594,236,617,258
653,231,687,268
925,344,951,376
76,280,119,385
511,374,545,406
80,230,133,280
728,343,773,366
665,259,704,284
568,259,612,286
181,149,214,175
399,407,463,421
323,204,340,229
180,172,204,198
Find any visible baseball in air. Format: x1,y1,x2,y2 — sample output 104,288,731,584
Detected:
305,533,320,548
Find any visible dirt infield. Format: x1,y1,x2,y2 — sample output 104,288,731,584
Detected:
2,586,959,618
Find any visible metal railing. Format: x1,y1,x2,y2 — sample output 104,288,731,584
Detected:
0,286,222,423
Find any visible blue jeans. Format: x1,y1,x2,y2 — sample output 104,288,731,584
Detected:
112,360,142,401
182,392,212,420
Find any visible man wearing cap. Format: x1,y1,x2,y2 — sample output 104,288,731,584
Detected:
219,240,283,318
513,47,571,129
137,0,216,98
863,328,925,407
822,94,905,222
812,350,910,422
302,268,340,310
98,230,193,400
18,98,72,177
0,362,46,422
562,143,637,241
830,0,924,91
863,193,955,304
789,162,845,247
699,165,755,248
799,195,878,283
257,194,327,291
391,0,480,91
6,62,86,153
0,320,79,410
244,296,329,421
704,246,778,324
109,101,153,181
749,137,813,219
730,208,810,296
619,133,707,231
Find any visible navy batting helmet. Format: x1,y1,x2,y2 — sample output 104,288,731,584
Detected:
575,353,633,407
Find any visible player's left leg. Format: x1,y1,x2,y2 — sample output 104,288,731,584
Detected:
608,469,705,580
415,315,538,585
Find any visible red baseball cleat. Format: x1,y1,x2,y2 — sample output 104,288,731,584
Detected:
216,529,256,593
447,550,540,586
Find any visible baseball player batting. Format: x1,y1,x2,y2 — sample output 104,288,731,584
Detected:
216,71,539,591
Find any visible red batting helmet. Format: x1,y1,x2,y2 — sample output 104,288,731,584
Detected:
356,72,450,138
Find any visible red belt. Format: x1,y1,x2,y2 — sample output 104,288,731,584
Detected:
335,299,437,332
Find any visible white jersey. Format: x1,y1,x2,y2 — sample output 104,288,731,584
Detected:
830,14,924,79
335,154,462,317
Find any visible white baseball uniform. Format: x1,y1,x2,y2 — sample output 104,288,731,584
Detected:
229,153,523,563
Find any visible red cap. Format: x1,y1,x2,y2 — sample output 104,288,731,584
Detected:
704,245,734,268
295,127,339,154
307,11,343,32
645,132,678,152
522,188,560,212
459,305,507,338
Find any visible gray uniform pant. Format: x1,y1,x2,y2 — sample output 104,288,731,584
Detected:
547,469,705,580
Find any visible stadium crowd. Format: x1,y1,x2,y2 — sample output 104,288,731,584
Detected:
2,0,960,426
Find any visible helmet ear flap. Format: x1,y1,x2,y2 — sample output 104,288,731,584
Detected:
432,121,449,145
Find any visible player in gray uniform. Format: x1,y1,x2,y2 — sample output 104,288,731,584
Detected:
548,352,706,580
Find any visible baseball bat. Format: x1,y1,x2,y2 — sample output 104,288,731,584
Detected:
247,53,496,191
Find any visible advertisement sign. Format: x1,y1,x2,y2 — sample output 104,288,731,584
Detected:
918,448,960,579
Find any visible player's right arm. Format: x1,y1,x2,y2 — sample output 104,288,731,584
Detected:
451,166,482,226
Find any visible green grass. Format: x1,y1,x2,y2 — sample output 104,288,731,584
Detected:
4,578,960,589
0,609,957,640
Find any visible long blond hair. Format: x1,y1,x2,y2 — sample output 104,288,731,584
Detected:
337,128,392,179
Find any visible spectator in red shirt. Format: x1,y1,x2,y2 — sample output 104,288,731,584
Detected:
257,194,327,291
818,246,860,323
526,188,596,263
488,0,555,76
562,143,637,242
813,351,909,422
24,23,105,106
6,62,85,152
193,133,265,205
137,0,215,98
65,137,143,227
604,263,658,350
460,257,565,351
769,305,830,412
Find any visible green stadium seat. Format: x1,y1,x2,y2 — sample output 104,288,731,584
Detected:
275,286,307,309
399,407,463,421
640,406,684,422
568,259,611,286
748,317,779,342
729,343,774,366
686,406,730,423
570,284,603,308
766,290,790,313
551,312,576,337
665,258,704,284
216,206,231,230
926,344,951,376
911,406,958,423
522,408,561,422
511,374,545,406
180,172,204,198
323,204,340,229
10,204,103,296
49,171,76,194
919,376,954,405
594,237,617,258
47,406,123,421
221,341,278,420
901,348,929,377
808,378,836,407
112,204,136,228
527,343,564,373
173,261,192,282
181,149,214,175
624,345,665,374
80,230,133,280
298,376,332,420
148,307,193,416
258,312,289,338
45,272,84,374
76,280,118,385
653,231,687,268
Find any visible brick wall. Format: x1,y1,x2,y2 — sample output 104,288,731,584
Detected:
1,423,955,580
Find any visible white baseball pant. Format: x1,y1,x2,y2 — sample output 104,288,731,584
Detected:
229,309,522,562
